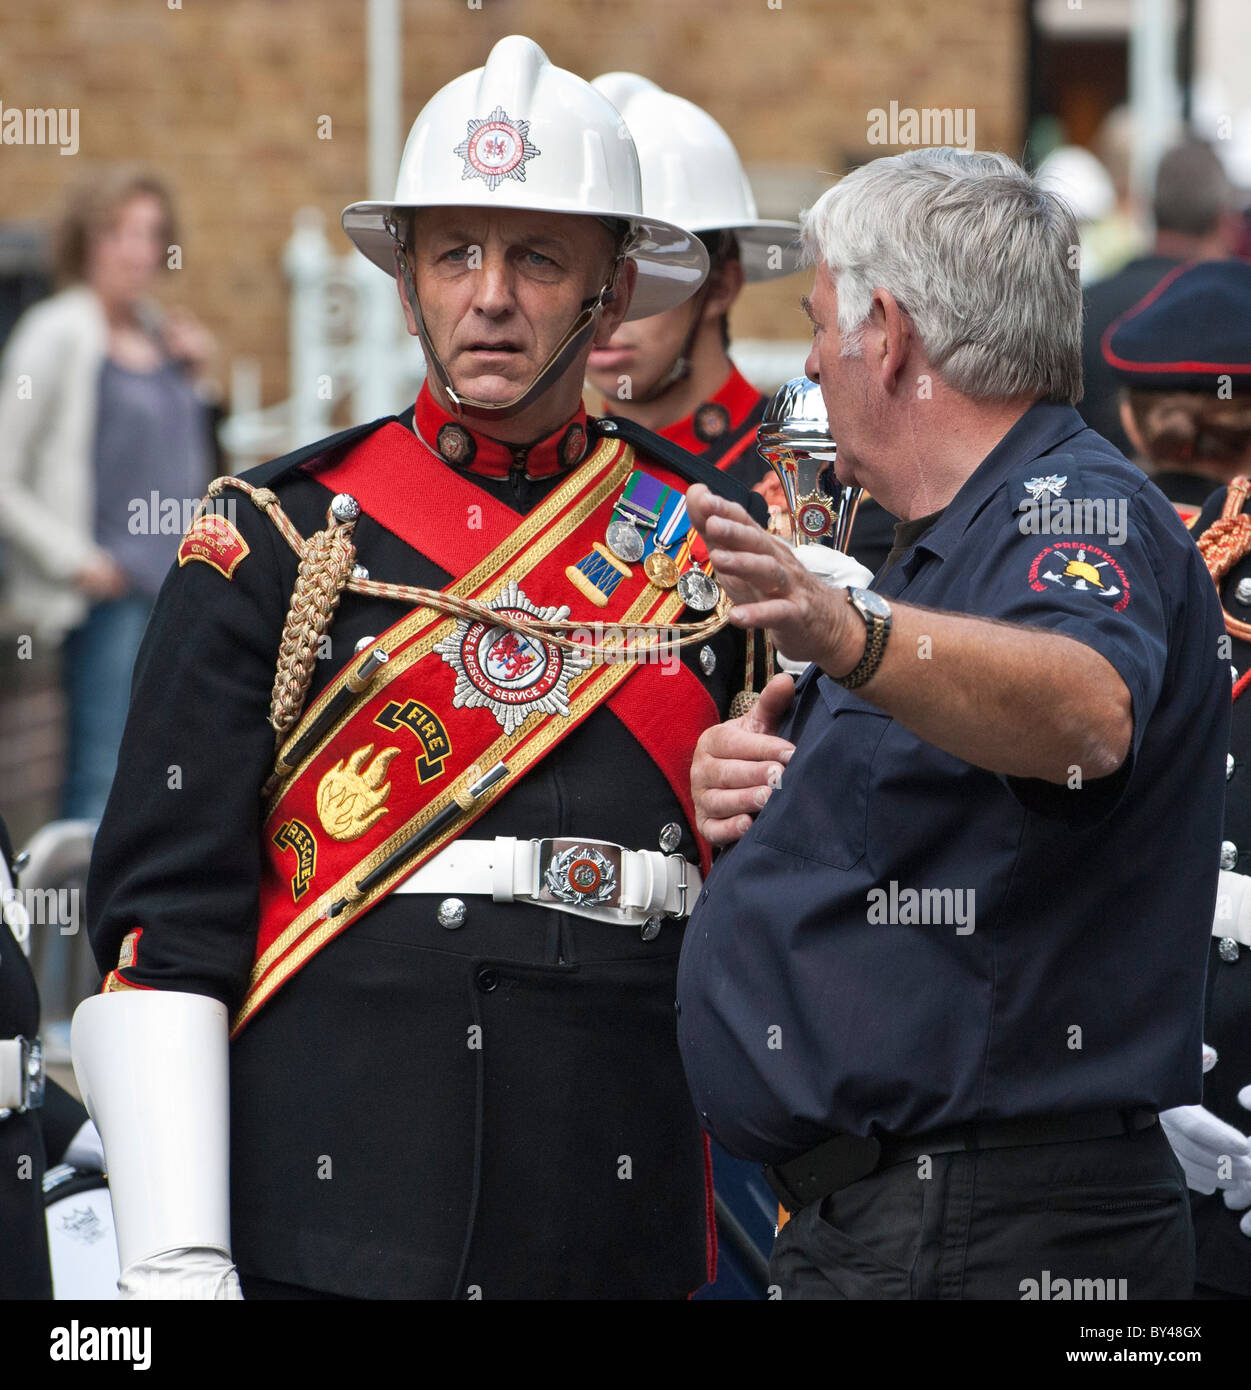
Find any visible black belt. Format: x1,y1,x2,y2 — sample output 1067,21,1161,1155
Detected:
764,1108,1159,1215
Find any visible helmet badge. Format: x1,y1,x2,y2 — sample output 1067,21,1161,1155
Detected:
454,106,541,191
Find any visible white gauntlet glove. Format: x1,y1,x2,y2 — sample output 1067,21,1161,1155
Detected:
774,545,875,676
72,990,243,1300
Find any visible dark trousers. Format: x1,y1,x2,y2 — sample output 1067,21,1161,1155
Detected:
769,1122,1193,1300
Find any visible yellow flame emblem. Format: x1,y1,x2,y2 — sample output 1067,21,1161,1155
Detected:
316,743,400,841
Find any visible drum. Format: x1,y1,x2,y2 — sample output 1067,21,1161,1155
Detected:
42,1163,119,1299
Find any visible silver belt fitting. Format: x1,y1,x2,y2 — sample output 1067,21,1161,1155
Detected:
0,1035,45,1118
390,835,700,933
536,837,692,917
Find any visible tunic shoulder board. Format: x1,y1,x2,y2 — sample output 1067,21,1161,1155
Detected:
589,415,770,527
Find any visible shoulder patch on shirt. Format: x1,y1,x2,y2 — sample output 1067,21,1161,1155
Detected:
177,513,251,580
1028,541,1130,612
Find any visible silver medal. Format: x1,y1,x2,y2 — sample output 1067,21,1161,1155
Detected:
606,520,645,563
677,569,719,612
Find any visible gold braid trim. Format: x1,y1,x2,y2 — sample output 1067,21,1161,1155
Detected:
1196,476,1251,642
207,473,733,659
269,509,357,740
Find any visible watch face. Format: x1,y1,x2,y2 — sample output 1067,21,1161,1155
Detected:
851,587,891,620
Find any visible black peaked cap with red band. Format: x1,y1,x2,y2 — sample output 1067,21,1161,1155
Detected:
1102,257,1251,394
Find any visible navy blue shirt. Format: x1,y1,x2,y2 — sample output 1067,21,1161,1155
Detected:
677,402,1230,1164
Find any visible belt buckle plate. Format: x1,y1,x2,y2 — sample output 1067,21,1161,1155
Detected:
536,839,622,910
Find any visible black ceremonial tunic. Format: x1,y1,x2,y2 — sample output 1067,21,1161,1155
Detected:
86,395,763,1300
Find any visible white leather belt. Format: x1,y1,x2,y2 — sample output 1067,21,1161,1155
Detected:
1216,869,1251,948
390,836,701,928
0,1035,44,1117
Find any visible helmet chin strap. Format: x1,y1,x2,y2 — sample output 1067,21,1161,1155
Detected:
390,225,624,424
628,281,712,406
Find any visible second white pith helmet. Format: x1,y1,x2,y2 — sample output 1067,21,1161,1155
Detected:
592,71,801,282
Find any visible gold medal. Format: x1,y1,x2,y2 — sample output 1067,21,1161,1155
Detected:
643,550,679,588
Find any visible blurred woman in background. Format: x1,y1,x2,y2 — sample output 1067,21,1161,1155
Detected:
0,166,219,821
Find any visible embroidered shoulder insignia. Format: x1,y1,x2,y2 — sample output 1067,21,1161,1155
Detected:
178,513,251,580
1027,542,1130,612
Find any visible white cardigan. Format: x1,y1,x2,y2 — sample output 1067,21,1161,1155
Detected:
0,285,112,643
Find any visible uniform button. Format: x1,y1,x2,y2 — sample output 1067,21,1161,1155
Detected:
352,563,370,580
1233,666,1240,685
437,897,466,930
1221,840,1240,871
1219,936,1241,963
699,644,716,676
659,822,682,854
330,492,360,523
641,915,662,942
1229,754,1237,782
1237,578,1251,606
476,967,498,993
353,634,377,653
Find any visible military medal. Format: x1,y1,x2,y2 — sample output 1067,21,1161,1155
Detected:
653,493,690,554
615,470,668,530
605,519,645,563
643,551,679,588
677,568,719,612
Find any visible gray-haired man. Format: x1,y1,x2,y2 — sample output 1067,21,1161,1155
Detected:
676,148,1228,1299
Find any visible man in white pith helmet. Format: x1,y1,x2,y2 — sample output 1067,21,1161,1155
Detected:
585,74,797,484
70,35,770,1300
586,74,896,573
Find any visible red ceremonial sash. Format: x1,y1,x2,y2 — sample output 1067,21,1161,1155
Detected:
234,421,718,1035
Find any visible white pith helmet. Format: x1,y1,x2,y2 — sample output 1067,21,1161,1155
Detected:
341,36,709,322
592,71,801,281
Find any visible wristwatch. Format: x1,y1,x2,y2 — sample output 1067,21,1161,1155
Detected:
832,586,892,689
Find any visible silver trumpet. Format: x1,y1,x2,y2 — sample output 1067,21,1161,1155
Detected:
756,376,862,549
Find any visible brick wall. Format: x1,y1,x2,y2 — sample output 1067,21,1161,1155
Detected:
0,0,1024,404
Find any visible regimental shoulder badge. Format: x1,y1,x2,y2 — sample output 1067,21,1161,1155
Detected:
454,106,541,191
1027,542,1130,612
436,580,590,735
177,513,250,580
